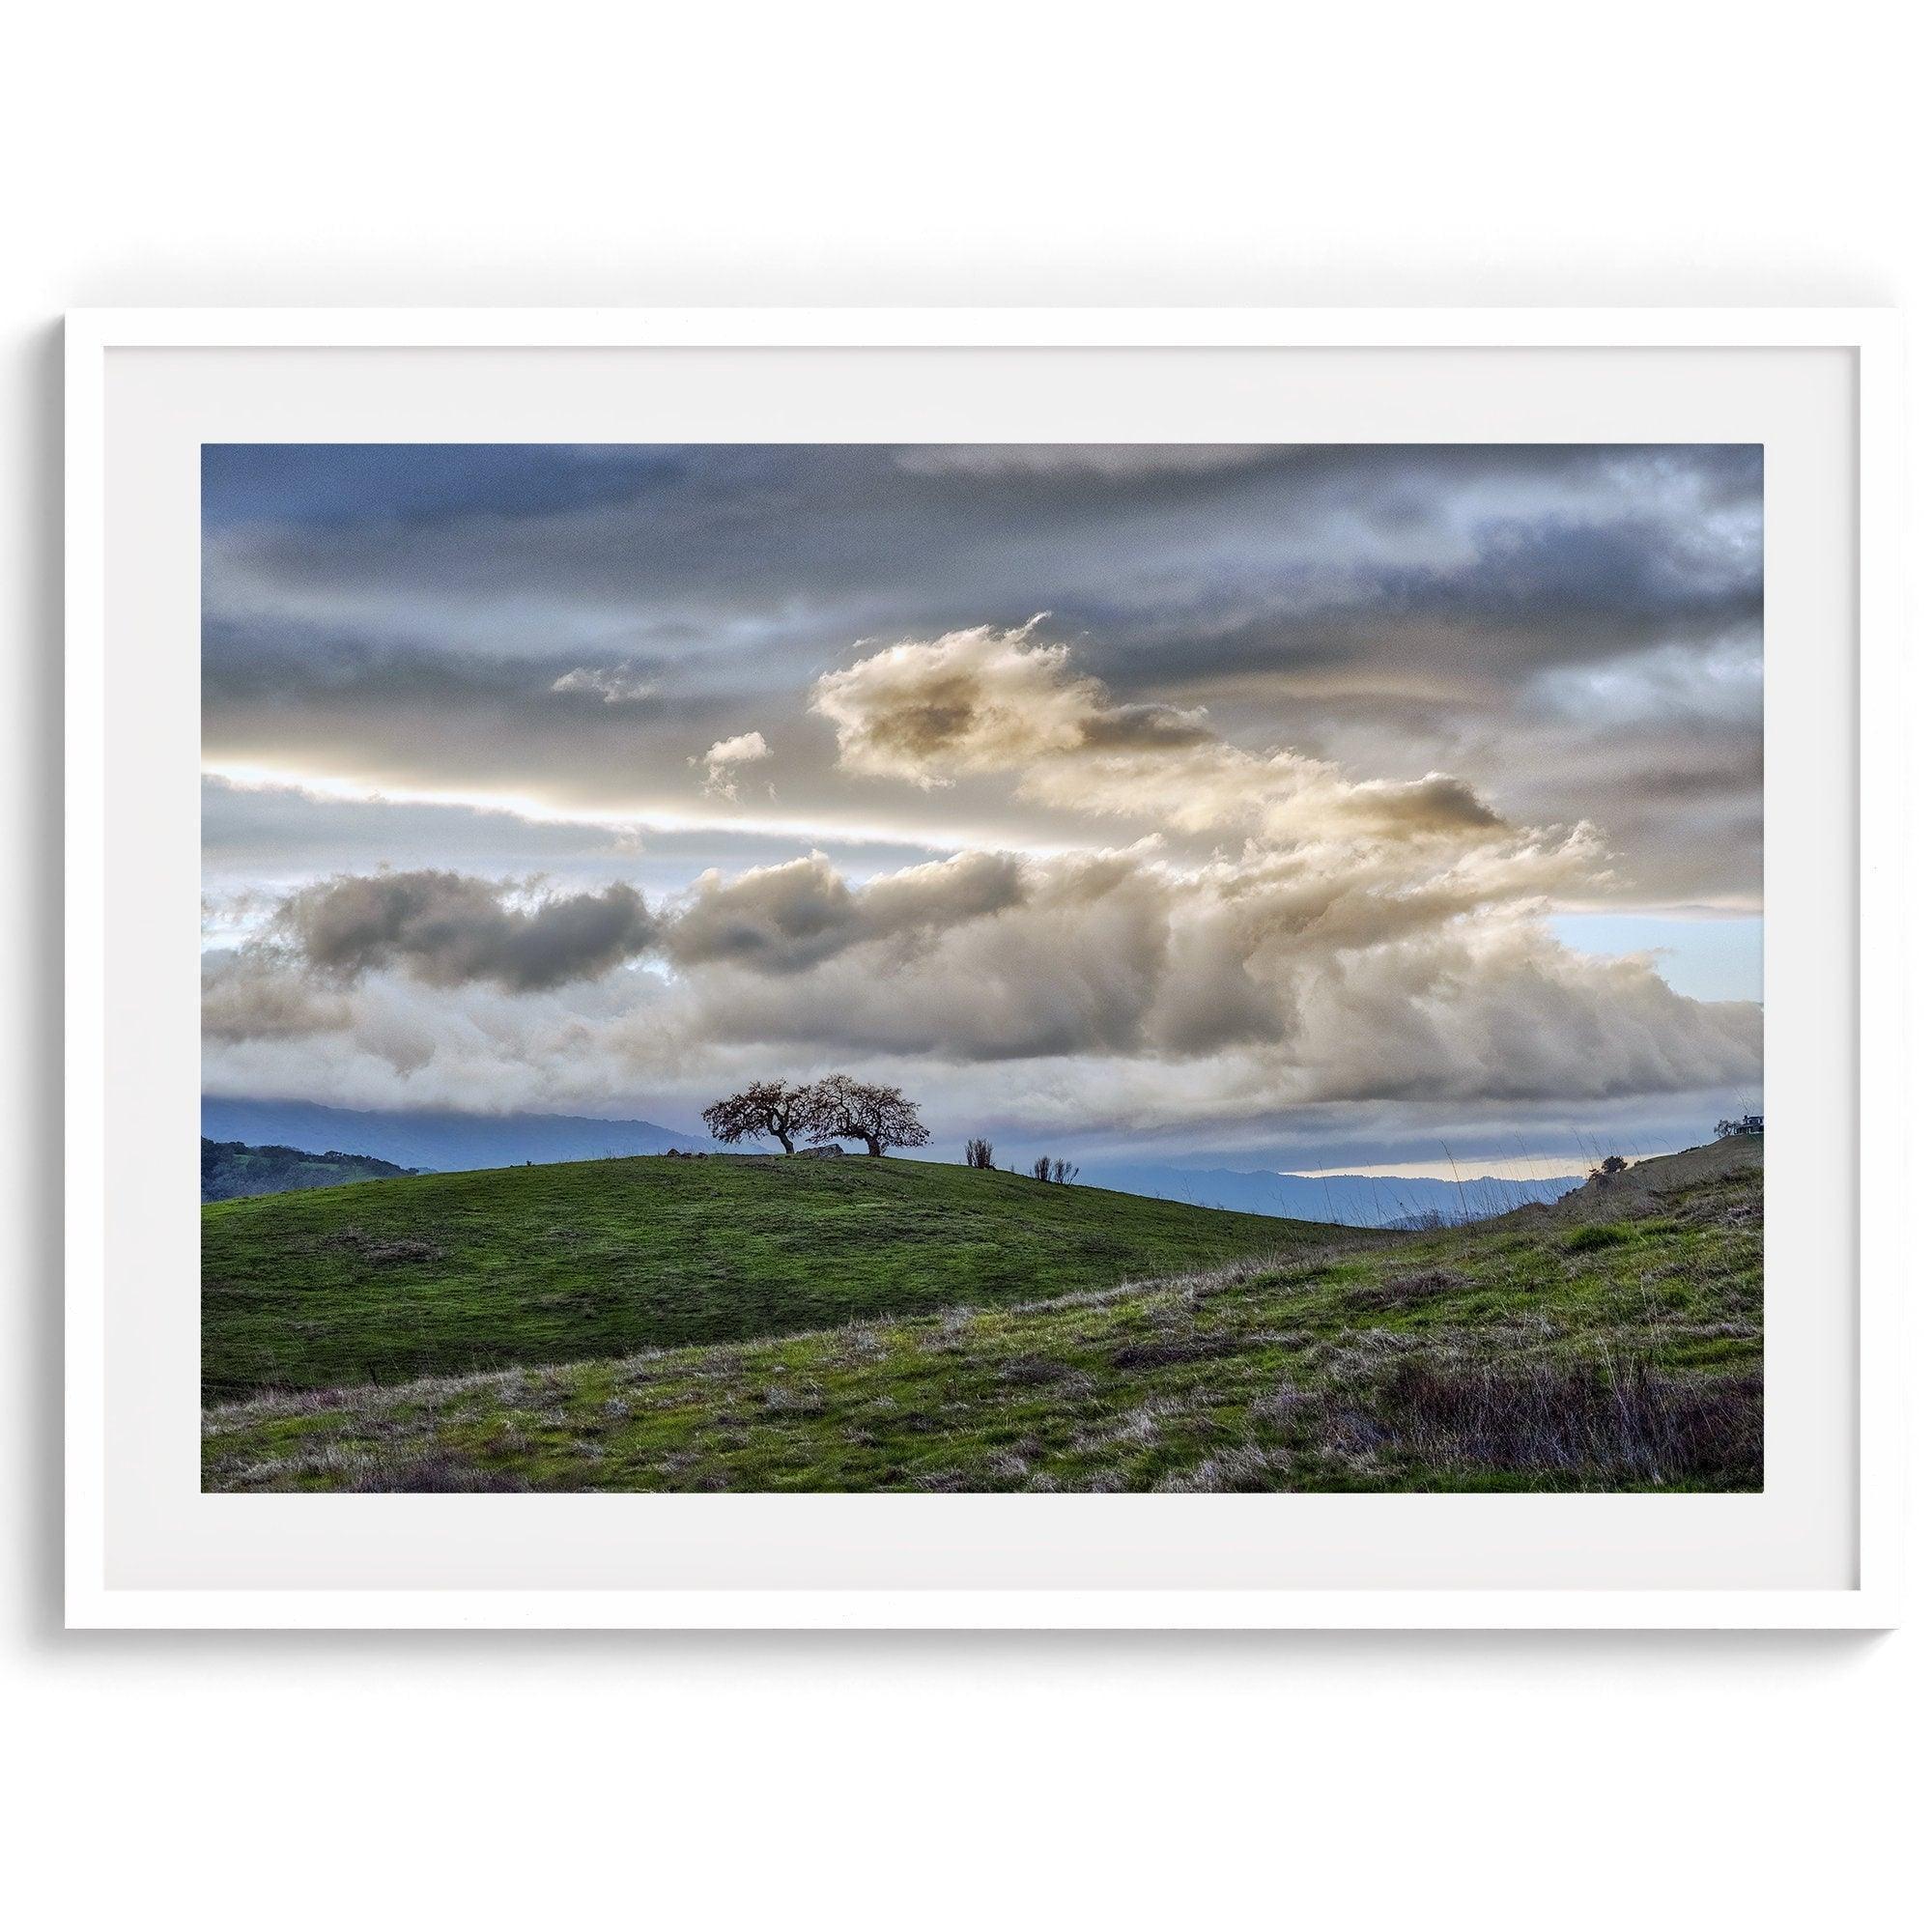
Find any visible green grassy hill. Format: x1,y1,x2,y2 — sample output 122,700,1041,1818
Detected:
202,1153,1346,1401
203,1153,1762,1493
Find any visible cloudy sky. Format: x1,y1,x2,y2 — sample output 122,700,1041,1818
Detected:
201,442,1763,1171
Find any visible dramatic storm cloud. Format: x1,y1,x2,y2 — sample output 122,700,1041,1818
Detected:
201,442,1763,1162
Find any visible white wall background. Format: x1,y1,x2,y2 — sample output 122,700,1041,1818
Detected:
4,5,1922,1925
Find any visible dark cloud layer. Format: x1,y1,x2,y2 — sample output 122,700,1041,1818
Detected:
279,869,660,991
206,444,1759,685
666,851,1025,976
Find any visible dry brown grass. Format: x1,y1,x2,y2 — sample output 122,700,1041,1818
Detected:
1298,1354,1762,1487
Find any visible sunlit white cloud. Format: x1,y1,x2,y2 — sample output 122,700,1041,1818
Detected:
694,729,772,801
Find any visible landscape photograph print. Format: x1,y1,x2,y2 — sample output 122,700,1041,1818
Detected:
199,440,1765,1494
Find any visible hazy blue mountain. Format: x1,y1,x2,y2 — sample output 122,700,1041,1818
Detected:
1077,1163,1582,1228
201,1097,713,1173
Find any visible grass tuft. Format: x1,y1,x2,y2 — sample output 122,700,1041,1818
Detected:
1566,1225,1634,1253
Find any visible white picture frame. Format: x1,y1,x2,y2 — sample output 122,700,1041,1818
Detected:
66,308,1904,1630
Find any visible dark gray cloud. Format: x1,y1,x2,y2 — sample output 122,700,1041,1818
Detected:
665,850,1025,976
1082,517,1760,708
206,443,1759,681
278,869,660,991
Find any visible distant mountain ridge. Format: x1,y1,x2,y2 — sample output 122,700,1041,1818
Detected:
200,1097,712,1173
1077,1162,1582,1228
202,1137,416,1204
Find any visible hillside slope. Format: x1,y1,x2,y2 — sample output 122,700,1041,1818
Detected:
204,1152,1762,1493
202,1137,416,1204
202,1154,1349,1401
1516,1133,1763,1226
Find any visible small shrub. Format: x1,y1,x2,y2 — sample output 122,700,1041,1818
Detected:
964,1137,995,1169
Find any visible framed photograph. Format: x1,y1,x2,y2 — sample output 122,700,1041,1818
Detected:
66,309,1902,1629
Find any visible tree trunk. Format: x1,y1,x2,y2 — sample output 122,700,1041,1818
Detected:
776,1130,795,1153
864,1136,883,1155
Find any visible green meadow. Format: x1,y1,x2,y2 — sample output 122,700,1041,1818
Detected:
202,1153,1345,1402
202,1144,1762,1493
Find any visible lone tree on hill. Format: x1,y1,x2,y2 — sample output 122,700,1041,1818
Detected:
816,1074,931,1156
965,1137,994,1169
701,1079,832,1155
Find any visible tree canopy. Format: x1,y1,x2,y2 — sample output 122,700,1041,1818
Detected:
701,1079,832,1155
704,1075,931,1156
815,1074,932,1156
